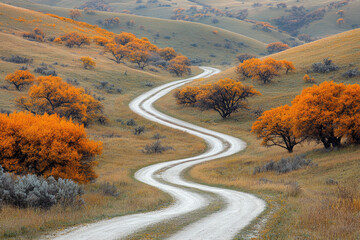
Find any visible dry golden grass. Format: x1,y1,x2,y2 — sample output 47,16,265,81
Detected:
154,30,360,239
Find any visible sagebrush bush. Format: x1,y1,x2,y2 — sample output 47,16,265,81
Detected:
0,166,83,209
342,68,360,78
310,58,339,73
134,126,145,135
98,182,119,197
142,140,173,154
254,155,312,174
34,65,57,76
1,55,33,64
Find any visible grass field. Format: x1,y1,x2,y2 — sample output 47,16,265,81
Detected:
0,0,268,66
154,29,360,239
0,4,208,239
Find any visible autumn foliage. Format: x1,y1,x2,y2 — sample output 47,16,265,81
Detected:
5,70,35,91
267,42,290,53
252,81,360,152
252,105,306,153
168,55,191,76
237,58,295,84
175,78,261,118
69,9,82,20
22,27,45,42
56,32,90,48
17,76,106,126
81,56,96,69
0,112,102,183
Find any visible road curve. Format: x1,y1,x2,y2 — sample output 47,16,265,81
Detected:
48,67,265,240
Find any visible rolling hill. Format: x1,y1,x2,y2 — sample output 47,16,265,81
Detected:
0,0,269,66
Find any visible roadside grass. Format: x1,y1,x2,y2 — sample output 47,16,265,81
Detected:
0,5,208,239
154,29,360,239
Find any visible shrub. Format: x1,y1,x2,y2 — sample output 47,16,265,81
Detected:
126,119,137,126
34,65,58,76
1,55,33,64
303,74,315,83
253,155,312,174
236,53,256,63
286,181,301,197
152,133,166,139
98,182,119,197
134,126,145,135
66,78,80,86
94,81,122,94
81,56,96,69
267,42,290,53
0,113,102,183
310,58,339,73
142,140,173,154
342,68,360,78
0,166,83,209
22,28,45,42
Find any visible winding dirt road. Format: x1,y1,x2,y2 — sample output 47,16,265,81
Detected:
49,67,265,240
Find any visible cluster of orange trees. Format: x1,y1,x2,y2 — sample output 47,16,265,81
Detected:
252,81,360,152
2,69,105,182
98,32,191,74
237,57,295,84
174,78,261,118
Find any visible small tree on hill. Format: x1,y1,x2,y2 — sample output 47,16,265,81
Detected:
168,55,191,76
337,18,345,26
69,9,82,20
81,56,96,69
105,43,130,63
159,47,177,61
23,27,45,42
196,78,261,118
17,75,106,126
5,70,35,91
59,32,90,48
174,86,200,106
267,42,290,53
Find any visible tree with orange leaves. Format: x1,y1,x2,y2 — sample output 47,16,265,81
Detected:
174,86,200,106
196,78,261,118
168,55,191,76
93,36,109,46
105,42,130,64
5,70,35,91
113,32,136,45
291,81,346,149
0,112,102,183
335,84,360,144
252,105,306,153
159,47,177,61
59,32,90,48
16,75,106,126
81,56,96,69
337,18,345,25
69,9,82,20
267,42,290,53
281,60,296,74
126,38,158,69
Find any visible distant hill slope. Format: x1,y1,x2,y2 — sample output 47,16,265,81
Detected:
21,0,359,41
0,0,268,66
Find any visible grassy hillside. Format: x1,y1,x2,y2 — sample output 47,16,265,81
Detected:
0,3,208,238
0,0,268,66
23,0,360,41
155,29,360,239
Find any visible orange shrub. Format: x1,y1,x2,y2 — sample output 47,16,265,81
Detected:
0,112,102,183
81,56,96,69
267,42,290,53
